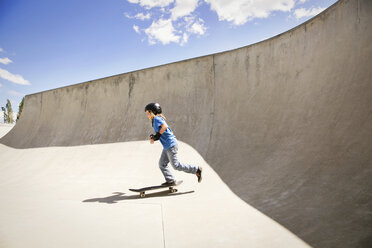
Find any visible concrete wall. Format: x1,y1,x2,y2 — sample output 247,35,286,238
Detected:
1,0,371,247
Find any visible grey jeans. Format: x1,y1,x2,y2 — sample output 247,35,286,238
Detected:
159,144,198,182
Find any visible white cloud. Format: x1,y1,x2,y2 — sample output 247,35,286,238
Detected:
133,25,141,34
0,57,12,65
188,18,206,35
294,6,325,19
135,12,151,20
298,0,307,4
127,0,174,8
124,12,132,18
125,12,151,20
205,0,295,25
0,48,3,53
0,68,30,85
125,0,207,45
181,33,189,45
126,12,151,20
171,0,199,20
145,18,181,45
126,0,303,45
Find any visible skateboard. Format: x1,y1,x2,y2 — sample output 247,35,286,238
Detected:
129,180,183,198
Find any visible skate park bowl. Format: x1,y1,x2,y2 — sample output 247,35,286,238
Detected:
1,0,371,247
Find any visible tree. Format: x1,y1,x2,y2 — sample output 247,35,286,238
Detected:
1,107,5,123
5,99,14,124
17,97,24,121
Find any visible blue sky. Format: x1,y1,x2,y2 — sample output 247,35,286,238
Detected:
0,0,337,117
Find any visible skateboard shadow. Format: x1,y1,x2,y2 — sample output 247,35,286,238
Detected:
83,190,195,204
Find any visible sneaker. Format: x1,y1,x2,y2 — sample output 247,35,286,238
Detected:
161,181,176,186
196,166,203,183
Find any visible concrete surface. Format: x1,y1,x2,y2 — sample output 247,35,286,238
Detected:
0,124,14,139
1,0,371,247
0,141,309,247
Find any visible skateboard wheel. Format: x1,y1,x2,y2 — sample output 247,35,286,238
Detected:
170,189,177,193
140,192,145,197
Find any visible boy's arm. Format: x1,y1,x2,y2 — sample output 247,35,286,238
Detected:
150,123,168,141
159,123,168,134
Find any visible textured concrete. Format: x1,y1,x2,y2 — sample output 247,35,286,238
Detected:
0,124,14,139
1,0,371,247
0,141,309,247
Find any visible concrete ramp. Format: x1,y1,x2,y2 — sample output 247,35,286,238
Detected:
0,124,14,139
1,0,372,247
0,141,309,247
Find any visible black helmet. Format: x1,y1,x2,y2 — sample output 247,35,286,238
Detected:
145,103,162,115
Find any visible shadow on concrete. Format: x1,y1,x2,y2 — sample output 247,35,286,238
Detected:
83,190,195,204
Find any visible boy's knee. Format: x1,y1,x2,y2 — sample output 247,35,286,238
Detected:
171,161,181,170
159,160,167,168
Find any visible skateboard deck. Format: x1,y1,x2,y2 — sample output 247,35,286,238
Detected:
129,180,183,198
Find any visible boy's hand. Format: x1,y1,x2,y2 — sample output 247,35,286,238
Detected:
149,135,155,144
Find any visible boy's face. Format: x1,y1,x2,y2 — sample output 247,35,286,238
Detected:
145,110,152,120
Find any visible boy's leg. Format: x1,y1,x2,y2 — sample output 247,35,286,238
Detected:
166,145,198,174
159,149,176,182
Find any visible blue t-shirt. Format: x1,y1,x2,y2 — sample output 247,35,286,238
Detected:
153,116,178,150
